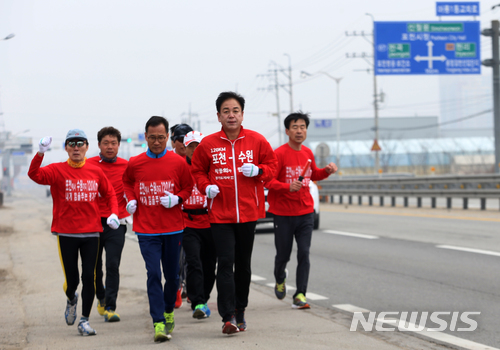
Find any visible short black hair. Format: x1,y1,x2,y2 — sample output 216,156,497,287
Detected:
170,123,193,142
145,116,169,134
216,91,245,113
97,126,122,143
284,111,310,130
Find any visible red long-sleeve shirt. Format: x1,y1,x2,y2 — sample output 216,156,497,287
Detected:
28,153,118,234
87,156,129,219
265,143,329,216
122,150,194,234
191,127,277,224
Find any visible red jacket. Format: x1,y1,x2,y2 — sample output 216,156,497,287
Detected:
122,150,193,234
87,156,129,219
191,127,277,223
265,143,329,216
28,153,118,234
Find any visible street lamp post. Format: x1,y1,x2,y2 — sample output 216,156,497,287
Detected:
301,71,342,168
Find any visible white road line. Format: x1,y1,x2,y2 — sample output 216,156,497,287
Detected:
333,304,371,313
265,283,296,290
333,304,500,350
251,274,267,281
324,230,379,240
436,245,500,257
306,292,329,301
264,283,327,300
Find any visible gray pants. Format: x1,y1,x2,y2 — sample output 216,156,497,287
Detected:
273,213,314,298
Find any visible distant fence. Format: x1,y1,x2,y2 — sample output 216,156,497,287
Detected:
318,174,500,210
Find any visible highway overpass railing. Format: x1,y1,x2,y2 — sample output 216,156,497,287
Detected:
317,174,500,210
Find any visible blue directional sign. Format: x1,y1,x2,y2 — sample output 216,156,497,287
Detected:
374,21,480,75
436,2,480,16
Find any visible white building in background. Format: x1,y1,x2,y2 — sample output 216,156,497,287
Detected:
438,74,493,138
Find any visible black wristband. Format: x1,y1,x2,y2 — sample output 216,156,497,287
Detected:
258,168,263,176
177,196,183,204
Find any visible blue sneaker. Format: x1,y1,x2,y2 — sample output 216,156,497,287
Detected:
192,303,211,319
65,292,78,326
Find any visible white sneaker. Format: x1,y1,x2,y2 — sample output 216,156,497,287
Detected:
78,320,97,336
65,292,78,326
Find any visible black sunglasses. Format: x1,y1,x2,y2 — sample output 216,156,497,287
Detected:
67,140,87,148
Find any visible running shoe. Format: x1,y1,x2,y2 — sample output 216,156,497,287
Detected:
192,303,211,319
65,292,78,326
181,282,187,299
292,293,311,309
97,299,106,316
174,288,183,308
164,311,175,334
274,268,288,300
104,309,121,322
235,310,246,331
153,322,171,342
77,320,97,336
222,316,239,335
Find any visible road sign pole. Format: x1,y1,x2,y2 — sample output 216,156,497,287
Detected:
493,21,500,174
482,20,500,174
371,24,380,175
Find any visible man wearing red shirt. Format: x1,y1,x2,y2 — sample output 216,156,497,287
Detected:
191,91,277,334
122,116,193,342
181,131,216,320
87,126,130,323
28,129,120,337
265,112,337,310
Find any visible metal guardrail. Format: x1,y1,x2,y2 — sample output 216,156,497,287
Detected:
317,174,500,210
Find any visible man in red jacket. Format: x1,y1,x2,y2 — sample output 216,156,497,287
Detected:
28,129,119,337
122,116,193,342
191,91,277,334
87,126,130,323
265,112,337,310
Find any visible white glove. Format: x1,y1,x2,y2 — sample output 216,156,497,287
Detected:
107,213,120,230
241,163,260,177
205,185,220,199
126,200,137,214
38,136,52,153
160,190,179,209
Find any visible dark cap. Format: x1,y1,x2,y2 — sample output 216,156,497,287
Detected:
170,123,194,142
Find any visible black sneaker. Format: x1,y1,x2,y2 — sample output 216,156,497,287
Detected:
222,316,239,335
235,310,246,332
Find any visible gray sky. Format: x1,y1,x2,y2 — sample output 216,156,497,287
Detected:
0,0,498,161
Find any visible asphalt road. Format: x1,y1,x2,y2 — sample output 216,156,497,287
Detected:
251,204,500,348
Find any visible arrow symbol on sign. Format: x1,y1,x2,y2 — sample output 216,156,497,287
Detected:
414,41,446,69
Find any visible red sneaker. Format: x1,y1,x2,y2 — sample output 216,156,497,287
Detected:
174,288,183,309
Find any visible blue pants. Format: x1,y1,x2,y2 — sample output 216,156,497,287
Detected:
138,233,182,323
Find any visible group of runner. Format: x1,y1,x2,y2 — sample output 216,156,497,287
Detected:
28,91,337,342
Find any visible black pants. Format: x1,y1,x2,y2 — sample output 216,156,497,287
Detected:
95,218,126,311
211,222,256,322
183,226,216,309
57,235,99,318
273,213,314,298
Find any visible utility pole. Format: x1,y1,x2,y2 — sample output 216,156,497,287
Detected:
284,53,294,113
366,13,380,175
273,62,282,145
346,16,381,175
258,58,294,146
482,20,500,174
